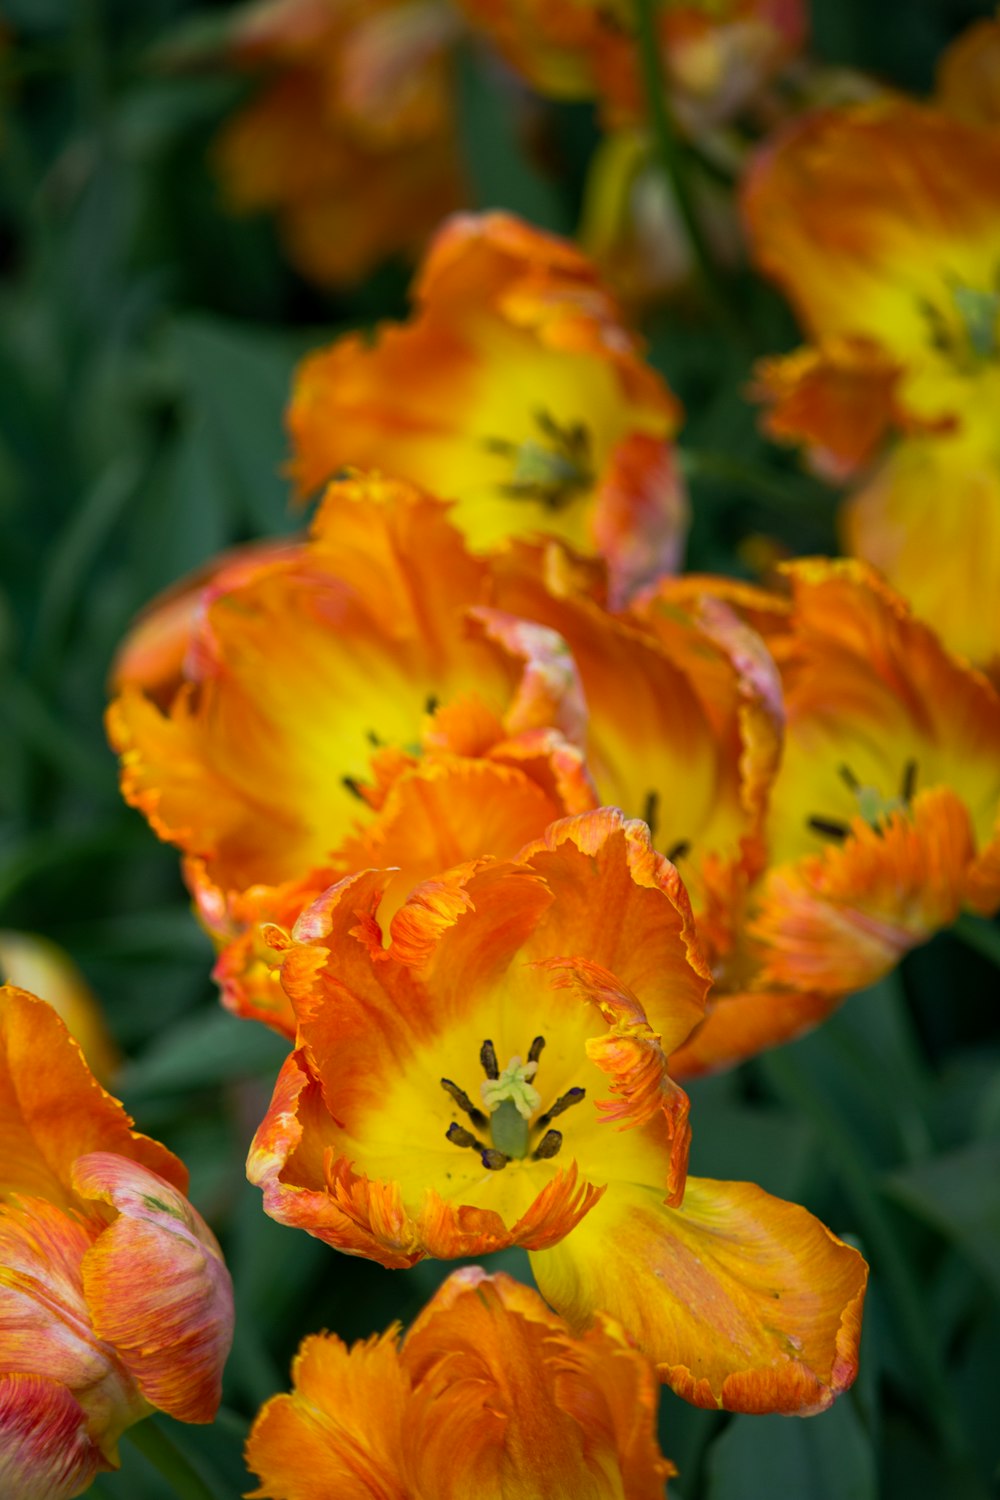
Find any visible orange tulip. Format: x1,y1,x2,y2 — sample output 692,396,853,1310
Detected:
744,97,1000,670
936,11,1000,128
108,475,594,1034
213,0,464,286
454,0,806,133
248,809,867,1415
287,213,687,604
0,932,119,1084
246,1267,674,1500
672,561,1000,1075
0,986,233,1499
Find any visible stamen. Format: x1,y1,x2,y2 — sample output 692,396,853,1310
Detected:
440,1078,487,1129
480,1148,510,1171
527,1036,545,1064
342,776,364,800
446,1122,484,1152
533,1130,563,1160
480,1039,499,1081
536,1087,585,1129
425,694,439,716
666,839,690,863
838,764,860,792
901,759,918,803
642,789,659,842
807,815,848,842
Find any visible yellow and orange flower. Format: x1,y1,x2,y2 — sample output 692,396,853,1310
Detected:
287,213,687,603
456,0,806,132
744,97,1000,670
213,0,464,286
937,10,1000,128
0,932,119,1084
671,560,1000,1076
246,1266,674,1499
107,475,594,1035
0,985,233,1500
249,809,867,1415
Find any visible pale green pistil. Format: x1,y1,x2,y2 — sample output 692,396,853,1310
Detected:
481,1057,540,1159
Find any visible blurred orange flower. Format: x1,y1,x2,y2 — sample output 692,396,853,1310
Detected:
456,0,806,132
744,97,1000,670
0,932,119,1084
0,986,233,1499
287,212,687,603
213,0,464,286
937,10,1000,128
107,475,593,1035
246,1266,674,1500
673,561,1000,1075
248,809,867,1415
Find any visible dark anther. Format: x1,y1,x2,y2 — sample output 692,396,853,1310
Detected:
480,1039,499,1080
533,1130,563,1160
425,694,439,716
537,1087,585,1129
481,1148,510,1171
527,1036,546,1064
440,1078,487,1128
446,1122,483,1151
642,789,659,842
366,729,382,747
342,776,364,800
483,436,518,456
901,759,918,802
838,764,860,792
665,839,690,863
807,815,849,842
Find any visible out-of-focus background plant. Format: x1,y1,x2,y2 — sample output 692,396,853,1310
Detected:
2,0,999,1495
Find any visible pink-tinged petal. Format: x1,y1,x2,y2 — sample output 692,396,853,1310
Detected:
73,1153,233,1424
531,1176,867,1415
594,429,689,607
0,1374,106,1500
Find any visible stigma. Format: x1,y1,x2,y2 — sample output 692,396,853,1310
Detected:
441,1035,585,1171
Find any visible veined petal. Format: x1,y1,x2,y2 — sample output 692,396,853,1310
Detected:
246,1329,410,1500
531,1176,867,1414
74,1154,234,1424
0,1374,106,1500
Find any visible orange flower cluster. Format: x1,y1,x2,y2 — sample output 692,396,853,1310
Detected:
0,985,233,1499
212,0,464,286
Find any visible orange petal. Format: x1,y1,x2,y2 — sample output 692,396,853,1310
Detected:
751,787,977,994
0,986,185,1206
532,1175,867,1414
74,1153,233,1424
936,15,1000,127
246,1330,410,1500
518,810,711,1057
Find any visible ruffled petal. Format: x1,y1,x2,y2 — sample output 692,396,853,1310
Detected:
0,1374,107,1500
531,1176,867,1414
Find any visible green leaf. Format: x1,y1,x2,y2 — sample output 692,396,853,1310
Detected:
886,1141,1000,1301
706,1396,876,1500
165,316,303,535
117,1007,288,1100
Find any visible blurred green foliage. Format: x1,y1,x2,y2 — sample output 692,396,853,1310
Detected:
1,1,999,1496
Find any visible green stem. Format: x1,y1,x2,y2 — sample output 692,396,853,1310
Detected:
124,1419,216,1500
679,447,827,513
760,1050,976,1473
632,0,742,334
952,912,1000,968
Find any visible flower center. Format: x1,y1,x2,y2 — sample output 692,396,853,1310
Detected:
922,280,1000,367
484,410,595,511
441,1036,586,1172
806,759,917,843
